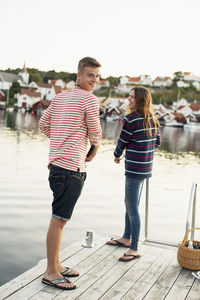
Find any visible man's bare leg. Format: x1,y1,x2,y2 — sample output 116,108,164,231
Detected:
43,217,75,288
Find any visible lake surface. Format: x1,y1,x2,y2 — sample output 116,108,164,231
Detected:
0,110,200,286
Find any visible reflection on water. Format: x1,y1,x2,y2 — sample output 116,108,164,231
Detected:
0,110,200,286
1,110,200,156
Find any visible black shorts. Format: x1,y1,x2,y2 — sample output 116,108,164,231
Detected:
49,165,86,221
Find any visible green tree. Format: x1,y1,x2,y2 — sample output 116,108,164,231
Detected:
9,82,21,98
106,76,120,88
8,82,21,107
28,68,43,83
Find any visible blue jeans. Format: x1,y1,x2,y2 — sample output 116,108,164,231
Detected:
123,176,144,250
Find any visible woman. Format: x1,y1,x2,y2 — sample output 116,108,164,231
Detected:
107,86,160,261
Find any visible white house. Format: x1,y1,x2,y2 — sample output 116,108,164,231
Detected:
139,75,153,86
95,80,110,91
172,98,189,110
153,76,173,87
0,64,29,91
29,82,55,100
176,105,193,116
192,81,200,91
48,79,66,88
153,103,173,112
65,80,76,90
176,80,190,88
117,75,152,94
16,88,41,109
120,76,129,85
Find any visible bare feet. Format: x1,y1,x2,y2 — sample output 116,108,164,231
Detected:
106,237,131,247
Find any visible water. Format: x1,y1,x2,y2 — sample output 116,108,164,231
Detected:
0,110,200,286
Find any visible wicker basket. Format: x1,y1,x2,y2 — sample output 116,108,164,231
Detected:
177,227,200,270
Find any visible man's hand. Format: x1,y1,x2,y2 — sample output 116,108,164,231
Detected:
114,157,121,164
85,144,100,162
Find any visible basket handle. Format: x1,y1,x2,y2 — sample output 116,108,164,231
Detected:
181,227,200,245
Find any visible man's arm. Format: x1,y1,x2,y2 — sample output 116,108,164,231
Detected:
85,94,102,162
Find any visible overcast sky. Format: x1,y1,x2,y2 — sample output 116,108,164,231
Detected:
1,0,200,79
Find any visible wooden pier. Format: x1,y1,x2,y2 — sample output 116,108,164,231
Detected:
0,233,199,300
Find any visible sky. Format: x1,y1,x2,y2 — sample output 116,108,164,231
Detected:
0,0,200,79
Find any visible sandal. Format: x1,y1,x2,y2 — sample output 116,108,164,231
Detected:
106,238,130,248
41,277,76,290
60,267,79,277
119,253,141,262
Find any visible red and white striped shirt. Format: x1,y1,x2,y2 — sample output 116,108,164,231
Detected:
39,88,102,172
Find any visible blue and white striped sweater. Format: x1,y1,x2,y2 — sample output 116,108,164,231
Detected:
114,112,160,178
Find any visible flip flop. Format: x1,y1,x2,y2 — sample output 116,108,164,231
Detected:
119,253,141,262
61,267,79,277
192,271,200,279
41,277,76,290
106,238,130,248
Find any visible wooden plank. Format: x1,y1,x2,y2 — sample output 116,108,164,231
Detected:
143,256,182,300
121,247,175,300
186,278,200,300
83,244,162,300
164,268,195,300
1,234,109,300
0,241,81,300
19,238,117,300
51,245,134,300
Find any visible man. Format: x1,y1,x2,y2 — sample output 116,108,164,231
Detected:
39,57,102,290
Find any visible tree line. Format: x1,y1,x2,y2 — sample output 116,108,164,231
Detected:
1,68,200,106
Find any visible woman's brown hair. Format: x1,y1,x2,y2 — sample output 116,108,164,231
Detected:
131,86,159,136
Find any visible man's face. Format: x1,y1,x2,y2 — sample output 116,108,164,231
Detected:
77,66,101,92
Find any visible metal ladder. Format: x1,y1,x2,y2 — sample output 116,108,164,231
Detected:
143,179,198,247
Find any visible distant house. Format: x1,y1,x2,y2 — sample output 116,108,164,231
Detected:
192,81,200,91
126,75,152,86
172,98,189,110
0,90,5,101
65,80,76,90
190,102,200,122
107,106,122,118
95,80,110,91
171,112,187,124
153,76,173,87
154,103,172,112
176,80,190,88
158,111,175,123
117,75,152,94
176,105,192,115
48,79,66,88
29,82,55,100
32,99,51,112
16,88,41,109
0,64,29,91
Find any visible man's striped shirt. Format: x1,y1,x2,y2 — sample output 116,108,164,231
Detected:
39,89,102,172
114,112,160,178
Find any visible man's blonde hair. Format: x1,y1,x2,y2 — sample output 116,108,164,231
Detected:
78,57,101,73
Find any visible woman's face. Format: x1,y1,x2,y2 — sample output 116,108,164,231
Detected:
128,90,136,110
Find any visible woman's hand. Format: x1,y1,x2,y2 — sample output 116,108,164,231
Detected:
114,157,121,164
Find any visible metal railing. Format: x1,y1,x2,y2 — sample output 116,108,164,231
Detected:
143,179,198,247
185,182,198,240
